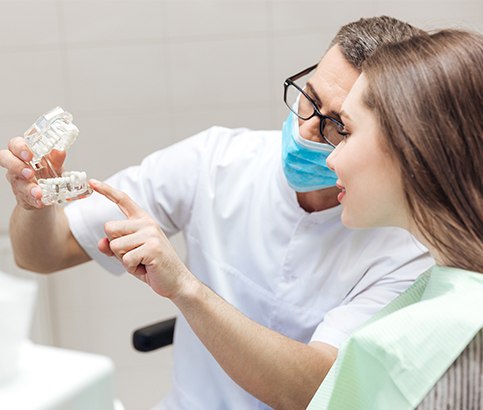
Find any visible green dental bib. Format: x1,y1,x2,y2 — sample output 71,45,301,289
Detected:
308,266,483,409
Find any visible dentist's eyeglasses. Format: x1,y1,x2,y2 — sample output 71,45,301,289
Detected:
284,64,346,148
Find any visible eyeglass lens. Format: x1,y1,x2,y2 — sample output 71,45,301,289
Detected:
285,84,315,120
321,119,345,147
286,83,344,146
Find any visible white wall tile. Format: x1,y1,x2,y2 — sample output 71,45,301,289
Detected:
59,0,162,2
51,299,175,363
169,103,274,141
0,50,66,118
65,44,168,114
165,0,268,38
376,1,483,31
168,37,271,108
61,1,165,44
0,1,60,48
0,119,23,231
63,111,173,181
116,359,173,410
270,1,376,33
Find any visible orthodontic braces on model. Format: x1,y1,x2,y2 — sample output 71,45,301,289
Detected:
24,107,92,205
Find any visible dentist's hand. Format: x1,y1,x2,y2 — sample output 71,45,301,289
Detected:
0,136,66,209
90,179,193,299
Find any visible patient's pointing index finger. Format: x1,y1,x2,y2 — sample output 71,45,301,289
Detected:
89,179,145,219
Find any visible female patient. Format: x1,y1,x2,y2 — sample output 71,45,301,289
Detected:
307,29,483,409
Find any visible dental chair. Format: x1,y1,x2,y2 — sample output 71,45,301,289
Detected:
132,317,176,352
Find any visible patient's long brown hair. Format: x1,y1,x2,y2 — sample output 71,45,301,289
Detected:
363,29,483,273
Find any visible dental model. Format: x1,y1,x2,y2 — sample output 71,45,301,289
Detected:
24,107,92,205
37,171,92,205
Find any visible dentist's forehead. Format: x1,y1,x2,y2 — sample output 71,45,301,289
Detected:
309,45,360,114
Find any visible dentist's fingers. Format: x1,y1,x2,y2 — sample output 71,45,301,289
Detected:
7,136,32,162
102,219,160,242
98,237,115,257
122,245,148,276
2,138,66,181
89,179,148,219
0,147,35,181
108,231,147,259
12,179,43,205
2,164,43,209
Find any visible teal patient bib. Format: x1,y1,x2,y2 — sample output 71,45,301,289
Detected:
307,266,483,410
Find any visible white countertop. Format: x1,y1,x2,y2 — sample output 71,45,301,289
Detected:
0,342,122,410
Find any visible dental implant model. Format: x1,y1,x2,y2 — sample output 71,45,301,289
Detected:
24,107,92,205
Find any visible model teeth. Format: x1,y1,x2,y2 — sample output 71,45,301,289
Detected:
24,107,92,205
24,107,79,171
38,171,92,205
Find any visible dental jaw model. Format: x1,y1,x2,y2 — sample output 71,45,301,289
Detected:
24,107,92,205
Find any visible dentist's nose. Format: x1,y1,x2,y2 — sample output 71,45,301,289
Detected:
298,116,321,143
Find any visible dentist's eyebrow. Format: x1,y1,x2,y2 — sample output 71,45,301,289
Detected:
307,82,341,120
306,82,323,108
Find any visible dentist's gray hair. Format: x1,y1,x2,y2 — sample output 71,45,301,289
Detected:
329,16,426,70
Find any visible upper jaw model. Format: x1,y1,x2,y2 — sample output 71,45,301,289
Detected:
24,107,93,205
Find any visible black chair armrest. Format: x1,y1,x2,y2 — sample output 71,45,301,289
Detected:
132,317,176,352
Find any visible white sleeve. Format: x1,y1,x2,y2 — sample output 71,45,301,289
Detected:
64,129,210,274
310,230,434,348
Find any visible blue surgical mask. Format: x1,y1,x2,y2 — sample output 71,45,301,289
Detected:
281,111,337,192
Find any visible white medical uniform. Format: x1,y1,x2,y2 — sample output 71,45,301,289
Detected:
65,127,433,410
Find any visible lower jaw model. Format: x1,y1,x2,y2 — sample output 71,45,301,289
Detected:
38,171,92,206
24,107,93,206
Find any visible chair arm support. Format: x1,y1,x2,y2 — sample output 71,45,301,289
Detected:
132,317,176,352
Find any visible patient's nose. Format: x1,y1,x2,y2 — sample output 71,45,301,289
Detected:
326,144,341,171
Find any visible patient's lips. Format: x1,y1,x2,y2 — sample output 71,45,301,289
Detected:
336,182,346,203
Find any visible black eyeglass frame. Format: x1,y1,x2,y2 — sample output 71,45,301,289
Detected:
283,64,345,148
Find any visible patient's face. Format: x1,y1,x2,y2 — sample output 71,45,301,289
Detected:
326,74,409,230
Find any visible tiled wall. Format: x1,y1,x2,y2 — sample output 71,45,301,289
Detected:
0,1,481,409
